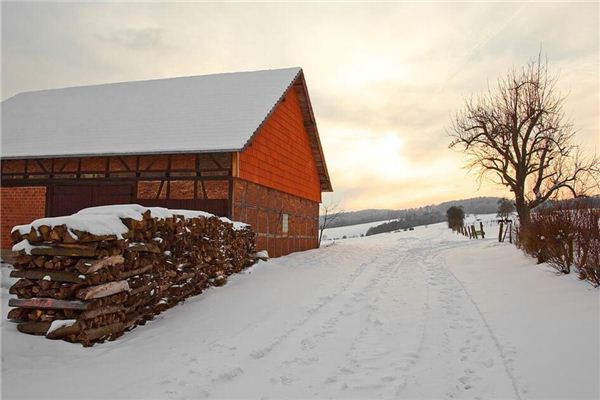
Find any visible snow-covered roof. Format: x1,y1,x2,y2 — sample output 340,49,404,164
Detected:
1,67,302,159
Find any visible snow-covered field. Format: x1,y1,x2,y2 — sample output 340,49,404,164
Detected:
2,217,598,399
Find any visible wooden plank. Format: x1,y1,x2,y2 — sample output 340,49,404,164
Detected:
30,245,96,257
9,298,88,310
10,269,84,283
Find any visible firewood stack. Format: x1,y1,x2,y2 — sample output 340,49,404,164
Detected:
6,205,256,346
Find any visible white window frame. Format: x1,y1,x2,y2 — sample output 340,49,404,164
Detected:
282,213,289,233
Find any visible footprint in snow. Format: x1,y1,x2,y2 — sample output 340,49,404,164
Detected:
483,358,494,368
212,367,244,382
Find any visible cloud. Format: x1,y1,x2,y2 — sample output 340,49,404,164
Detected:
96,28,163,50
1,2,597,210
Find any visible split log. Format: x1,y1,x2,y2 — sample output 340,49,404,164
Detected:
46,321,81,339
76,281,130,300
79,305,124,320
126,242,161,253
118,264,154,279
75,255,125,274
79,322,125,341
17,321,52,335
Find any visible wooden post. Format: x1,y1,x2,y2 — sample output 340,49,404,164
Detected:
498,221,504,242
480,222,485,239
509,223,513,244
471,225,478,239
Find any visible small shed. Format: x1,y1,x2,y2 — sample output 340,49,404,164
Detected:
1,67,332,257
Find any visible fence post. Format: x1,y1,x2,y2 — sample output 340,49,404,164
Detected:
480,222,485,239
471,225,478,239
498,221,504,242
509,223,512,244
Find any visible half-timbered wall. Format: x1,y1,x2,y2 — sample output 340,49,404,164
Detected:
0,153,233,250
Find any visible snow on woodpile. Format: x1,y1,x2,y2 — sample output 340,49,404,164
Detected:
7,205,256,346
11,204,249,245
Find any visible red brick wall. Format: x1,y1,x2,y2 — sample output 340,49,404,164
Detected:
239,88,322,203
1,186,47,249
232,179,318,257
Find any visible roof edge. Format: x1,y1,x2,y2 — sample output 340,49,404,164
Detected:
0,148,243,160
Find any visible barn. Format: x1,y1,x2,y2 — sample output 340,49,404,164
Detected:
0,67,332,257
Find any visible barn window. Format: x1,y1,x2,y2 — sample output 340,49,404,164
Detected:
282,213,289,233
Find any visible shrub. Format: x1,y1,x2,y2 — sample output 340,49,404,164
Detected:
517,201,600,285
573,207,600,286
446,206,465,231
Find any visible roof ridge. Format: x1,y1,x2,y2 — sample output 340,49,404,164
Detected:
6,66,302,100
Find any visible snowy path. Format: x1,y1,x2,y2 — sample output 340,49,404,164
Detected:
2,221,598,399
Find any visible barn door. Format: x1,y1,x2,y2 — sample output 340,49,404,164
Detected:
49,184,133,217
92,184,133,207
50,185,93,217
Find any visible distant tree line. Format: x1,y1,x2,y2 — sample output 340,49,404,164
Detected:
323,196,503,230
365,212,445,236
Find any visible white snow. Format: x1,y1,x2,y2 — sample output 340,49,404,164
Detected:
1,67,301,159
255,250,269,260
219,217,250,231
2,217,598,399
12,214,131,239
46,319,78,336
11,239,51,254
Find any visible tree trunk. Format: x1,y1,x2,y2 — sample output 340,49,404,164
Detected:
515,194,534,251
514,196,531,229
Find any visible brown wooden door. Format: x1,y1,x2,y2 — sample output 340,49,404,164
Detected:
93,184,133,207
49,184,133,217
50,185,93,217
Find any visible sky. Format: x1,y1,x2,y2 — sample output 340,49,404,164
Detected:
1,2,598,211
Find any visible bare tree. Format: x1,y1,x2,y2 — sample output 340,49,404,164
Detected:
449,55,599,229
446,206,465,231
318,202,343,246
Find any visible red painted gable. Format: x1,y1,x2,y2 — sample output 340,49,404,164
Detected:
239,88,322,203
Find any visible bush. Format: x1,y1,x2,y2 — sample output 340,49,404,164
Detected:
573,208,600,286
517,201,600,285
446,206,465,231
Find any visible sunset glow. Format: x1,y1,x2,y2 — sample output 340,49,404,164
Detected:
2,2,598,210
